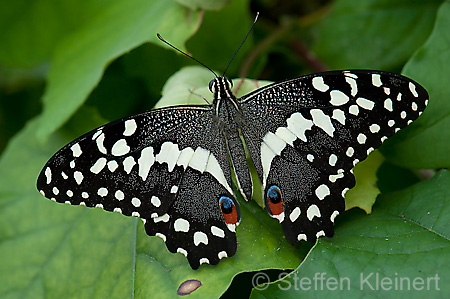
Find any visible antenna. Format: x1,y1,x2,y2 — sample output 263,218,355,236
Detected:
222,12,259,77
157,33,218,78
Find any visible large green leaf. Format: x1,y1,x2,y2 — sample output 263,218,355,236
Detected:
313,0,440,70
0,0,115,68
36,0,201,141
251,170,450,298
382,1,450,169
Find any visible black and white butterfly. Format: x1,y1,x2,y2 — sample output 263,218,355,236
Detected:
37,69,428,269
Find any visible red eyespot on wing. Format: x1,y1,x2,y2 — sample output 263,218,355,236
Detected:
219,196,238,225
266,185,284,216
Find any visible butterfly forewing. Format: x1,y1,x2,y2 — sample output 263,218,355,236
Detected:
37,106,240,269
238,70,428,243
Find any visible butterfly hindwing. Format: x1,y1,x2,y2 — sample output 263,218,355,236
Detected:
238,70,427,243
36,106,240,269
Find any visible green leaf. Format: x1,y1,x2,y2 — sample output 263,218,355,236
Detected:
186,0,254,77
176,0,229,11
251,170,450,298
383,1,450,169
0,0,114,68
36,0,201,141
345,150,384,214
156,66,272,108
313,0,440,69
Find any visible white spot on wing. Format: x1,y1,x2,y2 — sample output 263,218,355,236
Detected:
345,77,358,96
332,109,345,125
272,211,285,223
71,143,82,157
357,133,367,144
330,90,349,106
92,130,102,140
275,127,297,146
342,188,349,198
349,105,359,116
315,184,330,200
346,147,354,157
205,152,233,194
384,98,393,112
176,147,195,169
218,251,228,259
199,258,209,265
194,231,208,246
189,147,210,173
107,160,118,172
286,112,313,142
123,156,136,174
138,147,155,181
307,204,321,221
155,141,181,172
151,196,161,207
115,190,124,200
312,76,329,92
170,185,178,193
45,167,52,184
356,97,375,110
123,119,137,136
311,109,334,137
174,218,190,232
297,234,307,241
153,213,170,223
329,172,344,183
155,233,166,242
369,124,380,133
74,171,83,185
331,210,339,222
289,207,301,222
329,154,337,166
90,157,107,174
372,74,382,87
409,82,418,97
112,139,130,156
97,187,108,197
177,248,188,257
96,133,107,154
131,197,141,207
211,226,225,238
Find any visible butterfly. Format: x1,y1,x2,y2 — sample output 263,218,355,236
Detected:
37,69,428,269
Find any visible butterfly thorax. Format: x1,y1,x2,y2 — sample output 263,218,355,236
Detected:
210,77,243,138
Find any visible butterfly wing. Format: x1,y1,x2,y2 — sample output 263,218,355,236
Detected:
37,106,240,269
238,70,428,243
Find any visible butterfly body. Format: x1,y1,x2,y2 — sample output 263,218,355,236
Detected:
37,70,428,269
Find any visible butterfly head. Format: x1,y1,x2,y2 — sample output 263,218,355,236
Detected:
209,77,234,100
